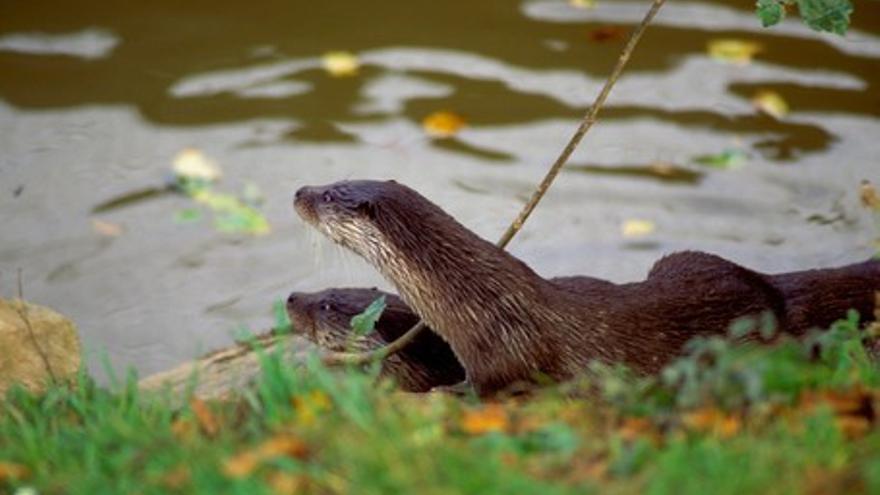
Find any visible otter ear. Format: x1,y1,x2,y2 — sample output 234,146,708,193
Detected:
386,179,398,185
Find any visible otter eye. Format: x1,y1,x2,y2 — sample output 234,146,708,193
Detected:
322,191,333,203
320,302,332,312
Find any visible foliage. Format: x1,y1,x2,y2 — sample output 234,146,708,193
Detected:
1,315,878,494
756,0,854,35
349,295,386,337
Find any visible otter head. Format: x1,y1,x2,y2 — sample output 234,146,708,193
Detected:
286,288,387,351
294,179,463,275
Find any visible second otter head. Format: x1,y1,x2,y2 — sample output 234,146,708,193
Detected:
286,287,387,351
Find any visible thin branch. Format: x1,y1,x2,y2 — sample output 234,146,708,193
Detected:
15,268,59,382
322,0,667,366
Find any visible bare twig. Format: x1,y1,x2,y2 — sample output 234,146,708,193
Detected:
14,268,58,382
322,0,668,366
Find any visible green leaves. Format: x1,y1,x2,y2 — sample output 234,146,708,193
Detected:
349,295,386,336
756,0,853,35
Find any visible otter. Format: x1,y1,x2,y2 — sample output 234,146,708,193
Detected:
286,287,465,392
294,179,880,396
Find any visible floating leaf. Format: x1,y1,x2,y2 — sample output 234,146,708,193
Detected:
191,189,271,235
621,219,655,238
461,404,509,435
174,208,203,224
569,0,597,8
707,39,763,65
322,51,359,77
693,149,749,169
422,111,466,138
350,295,386,336
752,90,790,119
588,26,626,43
172,148,222,183
91,219,123,237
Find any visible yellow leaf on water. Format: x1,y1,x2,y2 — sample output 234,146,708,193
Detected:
752,90,789,119
461,404,509,435
322,51,359,77
292,390,332,427
422,111,466,138
569,0,597,9
172,148,222,182
707,39,763,65
621,219,655,238
91,219,124,237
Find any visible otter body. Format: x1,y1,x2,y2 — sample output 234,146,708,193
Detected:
294,180,880,396
286,288,465,392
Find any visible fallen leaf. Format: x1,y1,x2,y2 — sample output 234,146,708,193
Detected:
0,461,30,481
860,180,880,210
422,111,466,138
292,390,332,427
569,0,597,8
621,219,655,238
693,149,748,169
322,51,359,77
267,472,307,495
752,90,789,119
588,26,626,43
91,219,124,237
707,39,763,65
190,398,220,437
171,418,196,441
174,208,203,224
223,434,309,479
172,148,222,182
161,467,191,490
461,404,509,434
617,417,654,441
682,407,741,438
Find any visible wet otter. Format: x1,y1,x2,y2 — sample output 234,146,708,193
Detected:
294,179,880,396
286,287,465,392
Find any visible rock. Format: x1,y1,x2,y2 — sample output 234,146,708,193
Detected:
0,299,81,396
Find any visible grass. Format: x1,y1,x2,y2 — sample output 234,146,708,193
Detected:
1,313,879,494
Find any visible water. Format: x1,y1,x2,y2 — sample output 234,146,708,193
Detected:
1,0,878,380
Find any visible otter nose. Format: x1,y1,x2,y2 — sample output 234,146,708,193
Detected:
294,186,310,203
286,293,297,307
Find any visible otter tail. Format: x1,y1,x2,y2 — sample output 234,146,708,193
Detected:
769,259,880,334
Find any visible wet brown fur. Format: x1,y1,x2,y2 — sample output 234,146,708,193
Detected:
294,180,880,396
286,288,465,392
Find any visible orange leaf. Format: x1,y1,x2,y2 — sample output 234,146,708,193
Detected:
91,219,124,237
223,434,309,479
0,461,30,481
618,417,654,441
588,26,626,43
422,111,466,138
190,398,220,437
461,404,509,435
682,407,741,438
267,472,307,495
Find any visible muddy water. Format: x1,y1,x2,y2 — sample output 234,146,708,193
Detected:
1,0,878,381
